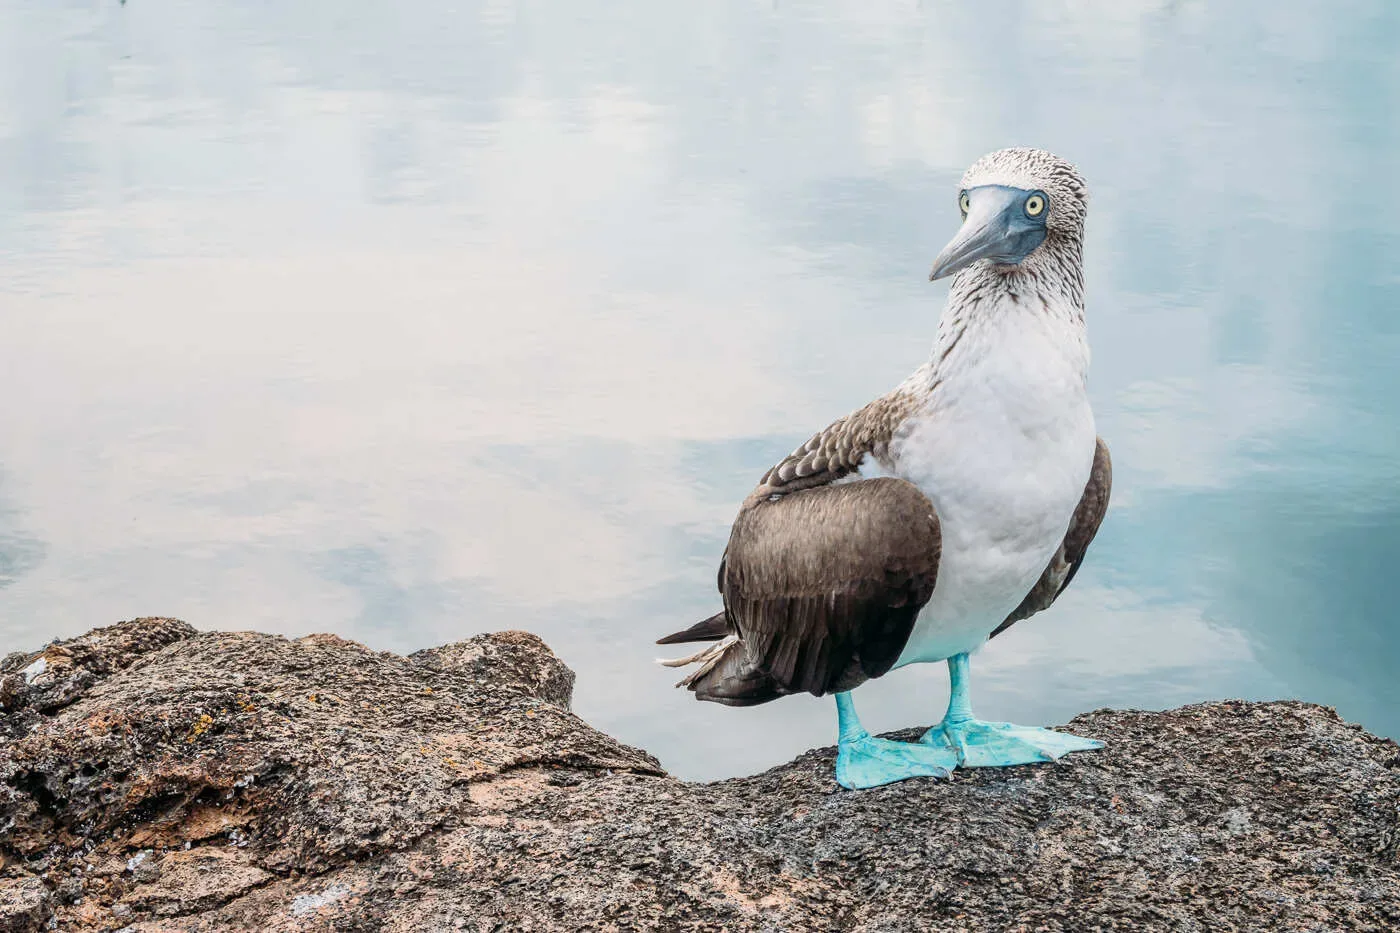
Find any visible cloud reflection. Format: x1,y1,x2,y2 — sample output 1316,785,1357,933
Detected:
1,0,1397,778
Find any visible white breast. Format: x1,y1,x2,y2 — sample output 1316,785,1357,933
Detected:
879,303,1096,667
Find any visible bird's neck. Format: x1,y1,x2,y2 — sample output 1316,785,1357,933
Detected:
925,235,1088,384
948,232,1084,319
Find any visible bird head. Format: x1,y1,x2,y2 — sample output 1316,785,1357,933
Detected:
929,148,1088,282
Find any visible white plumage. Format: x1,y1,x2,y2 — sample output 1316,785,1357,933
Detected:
886,296,1095,666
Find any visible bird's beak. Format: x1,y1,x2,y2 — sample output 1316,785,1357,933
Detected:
929,186,1046,282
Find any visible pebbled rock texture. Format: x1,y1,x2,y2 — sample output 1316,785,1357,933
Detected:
1,617,1398,931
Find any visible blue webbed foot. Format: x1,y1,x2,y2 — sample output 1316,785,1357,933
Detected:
832,690,956,789
920,653,1104,769
919,718,1102,768
836,733,958,790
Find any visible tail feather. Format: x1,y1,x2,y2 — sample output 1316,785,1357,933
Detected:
665,634,738,684
685,640,788,707
655,631,789,708
656,610,792,707
656,611,729,645
656,637,732,669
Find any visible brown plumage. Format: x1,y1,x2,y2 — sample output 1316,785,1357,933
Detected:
755,389,920,494
669,477,941,706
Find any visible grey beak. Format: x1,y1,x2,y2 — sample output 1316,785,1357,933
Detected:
929,187,1046,281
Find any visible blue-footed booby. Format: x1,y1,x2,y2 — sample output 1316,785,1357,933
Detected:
658,147,1112,790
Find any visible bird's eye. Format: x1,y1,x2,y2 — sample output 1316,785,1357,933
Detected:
1025,192,1047,217
958,191,970,216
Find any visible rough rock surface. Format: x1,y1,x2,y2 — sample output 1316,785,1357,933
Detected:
1,618,1397,932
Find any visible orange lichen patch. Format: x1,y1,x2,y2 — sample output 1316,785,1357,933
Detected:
185,713,216,743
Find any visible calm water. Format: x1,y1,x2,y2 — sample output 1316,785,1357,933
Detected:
2,0,1397,780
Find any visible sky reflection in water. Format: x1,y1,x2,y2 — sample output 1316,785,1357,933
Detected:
1,0,1397,779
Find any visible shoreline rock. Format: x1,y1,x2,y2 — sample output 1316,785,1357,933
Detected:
2,617,1397,931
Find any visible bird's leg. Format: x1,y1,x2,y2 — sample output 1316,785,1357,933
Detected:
833,691,957,790
919,653,1104,768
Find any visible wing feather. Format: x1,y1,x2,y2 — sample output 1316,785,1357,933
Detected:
757,389,918,493
659,386,938,705
707,477,941,699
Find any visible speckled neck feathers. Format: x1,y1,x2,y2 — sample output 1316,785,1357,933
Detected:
926,147,1089,389
925,235,1088,392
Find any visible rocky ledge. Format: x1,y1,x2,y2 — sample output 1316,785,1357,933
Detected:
1,619,1397,932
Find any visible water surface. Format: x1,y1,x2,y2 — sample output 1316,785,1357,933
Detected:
2,0,1397,780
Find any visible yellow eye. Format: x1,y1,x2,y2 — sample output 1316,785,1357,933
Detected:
1025,193,1046,217
958,191,970,216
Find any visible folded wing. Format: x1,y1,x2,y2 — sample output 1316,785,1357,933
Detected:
671,477,941,706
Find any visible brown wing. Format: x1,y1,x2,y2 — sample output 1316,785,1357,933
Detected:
656,388,938,705
991,437,1112,639
755,390,919,494
697,478,941,703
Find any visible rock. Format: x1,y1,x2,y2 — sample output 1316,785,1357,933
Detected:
0,617,195,726
1,618,1398,931
0,874,51,933
410,630,576,709
119,848,273,916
